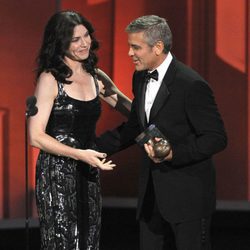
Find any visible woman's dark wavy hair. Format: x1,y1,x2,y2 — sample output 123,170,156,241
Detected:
36,10,99,84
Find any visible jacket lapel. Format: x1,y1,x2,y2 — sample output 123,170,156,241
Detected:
149,59,176,123
138,72,148,128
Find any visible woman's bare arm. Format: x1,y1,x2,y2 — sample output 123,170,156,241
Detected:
96,68,132,117
28,72,115,170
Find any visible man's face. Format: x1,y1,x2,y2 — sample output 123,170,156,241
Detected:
66,24,91,61
127,31,158,71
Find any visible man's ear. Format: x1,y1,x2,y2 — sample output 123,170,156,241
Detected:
154,41,164,56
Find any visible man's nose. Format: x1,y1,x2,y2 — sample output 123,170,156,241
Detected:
128,47,134,56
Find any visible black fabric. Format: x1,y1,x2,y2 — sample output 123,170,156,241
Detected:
140,176,212,250
96,56,227,249
97,56,227,223
36,80,102,250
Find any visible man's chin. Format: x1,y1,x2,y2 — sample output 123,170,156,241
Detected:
135,66,145,71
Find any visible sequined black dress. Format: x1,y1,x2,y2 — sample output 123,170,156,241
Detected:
35,79,102,250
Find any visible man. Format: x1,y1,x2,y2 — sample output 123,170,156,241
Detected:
97,15,227,249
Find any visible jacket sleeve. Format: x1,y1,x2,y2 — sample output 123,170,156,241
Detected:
96,87,141,156
171,80,227,166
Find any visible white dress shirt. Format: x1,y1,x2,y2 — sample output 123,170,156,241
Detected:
145,52,173,122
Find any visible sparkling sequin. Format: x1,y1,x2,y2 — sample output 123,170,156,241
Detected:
36,80,102,250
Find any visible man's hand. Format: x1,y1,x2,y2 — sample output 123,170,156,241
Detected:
144,138,173,163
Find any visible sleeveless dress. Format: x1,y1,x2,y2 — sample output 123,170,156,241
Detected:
35,77,102,250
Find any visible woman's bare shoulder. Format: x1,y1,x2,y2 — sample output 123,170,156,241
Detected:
35,72,57,97
38,71,56,83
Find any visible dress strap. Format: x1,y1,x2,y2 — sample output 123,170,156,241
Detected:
54,82,67,103
57,82,64,97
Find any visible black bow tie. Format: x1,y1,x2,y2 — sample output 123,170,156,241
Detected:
145,70,158,82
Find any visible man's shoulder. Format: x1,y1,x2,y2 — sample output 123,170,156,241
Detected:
174,59,206,83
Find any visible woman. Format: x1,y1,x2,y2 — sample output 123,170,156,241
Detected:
28,10,131,250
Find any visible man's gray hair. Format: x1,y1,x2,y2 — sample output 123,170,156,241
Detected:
125,15,172,53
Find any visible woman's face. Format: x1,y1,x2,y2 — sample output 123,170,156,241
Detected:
66,24,92,61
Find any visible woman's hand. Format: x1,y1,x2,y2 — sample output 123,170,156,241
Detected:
77,149,116,170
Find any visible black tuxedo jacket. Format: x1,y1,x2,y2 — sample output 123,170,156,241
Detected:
97,57,227,223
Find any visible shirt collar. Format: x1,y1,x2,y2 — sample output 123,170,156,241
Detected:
155,52,173,84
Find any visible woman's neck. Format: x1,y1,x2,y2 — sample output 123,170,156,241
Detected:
64,57,85,74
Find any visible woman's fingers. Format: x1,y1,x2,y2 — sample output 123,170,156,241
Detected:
96,152,107,159
95,158,116,170
80,149,116,170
